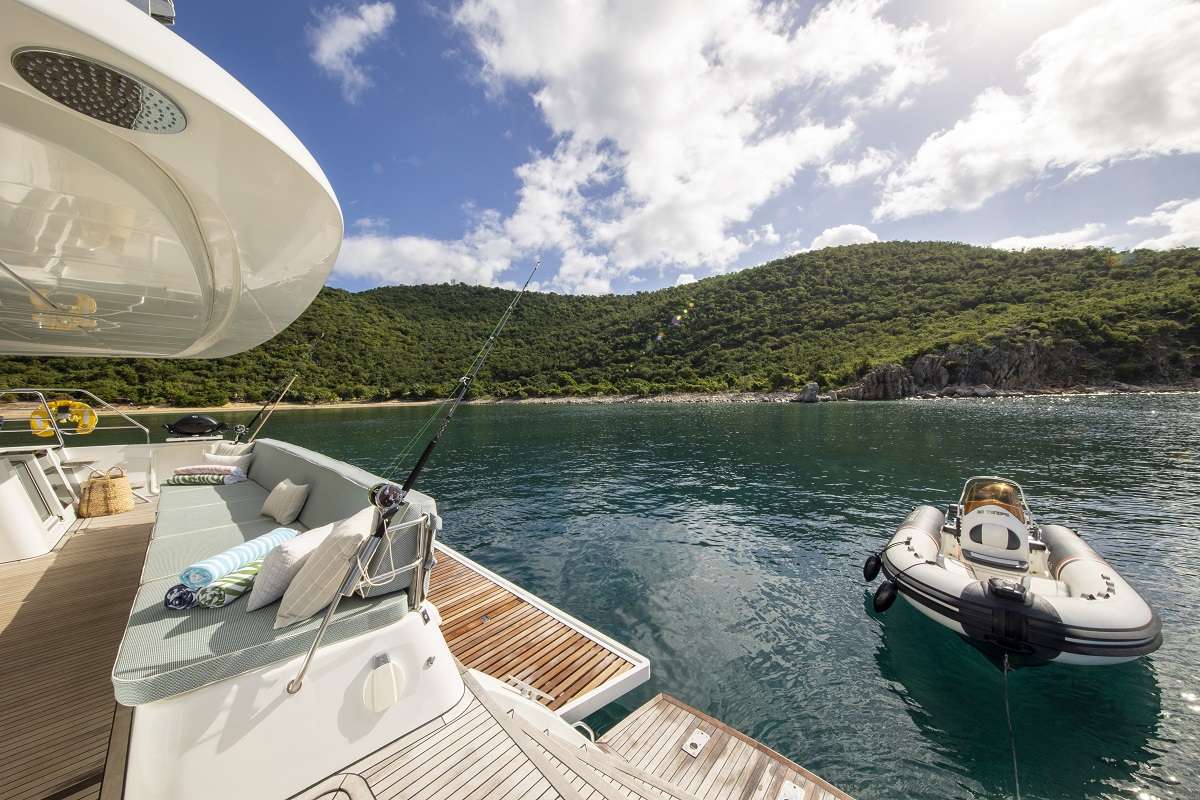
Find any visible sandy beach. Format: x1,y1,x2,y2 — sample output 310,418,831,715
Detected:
64,381,1199,417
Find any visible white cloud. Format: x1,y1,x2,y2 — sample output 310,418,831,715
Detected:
1129,197,1200,249
991,222,1122,250
434,0,940,292
875,0,1200,220
353,216,389,231
335,208,513,286
308,2,396,102
334,141,609,289
822,147,894,186
809,224,879,250
674,273,697,286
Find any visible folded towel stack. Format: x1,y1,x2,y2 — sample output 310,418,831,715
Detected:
174,464,246,477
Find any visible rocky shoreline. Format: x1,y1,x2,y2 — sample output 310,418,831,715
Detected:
502,381,1198,406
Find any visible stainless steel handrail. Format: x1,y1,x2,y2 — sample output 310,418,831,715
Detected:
0,387,150,444
287,510,436,694
0,390,64,447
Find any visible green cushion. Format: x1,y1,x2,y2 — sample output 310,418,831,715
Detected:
152,496,270,539
250,439,383,529
112,576,408,706
157,482,269,514
141,519,308,583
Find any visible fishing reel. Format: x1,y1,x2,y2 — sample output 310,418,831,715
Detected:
369,482,404,512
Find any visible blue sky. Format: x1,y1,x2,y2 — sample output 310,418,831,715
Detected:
175,1,1200,295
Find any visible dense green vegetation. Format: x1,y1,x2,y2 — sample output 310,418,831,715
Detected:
2,243,1197,405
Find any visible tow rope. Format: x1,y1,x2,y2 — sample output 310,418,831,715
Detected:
1002,653,1022,800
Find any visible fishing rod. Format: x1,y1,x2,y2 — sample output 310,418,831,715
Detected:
238,375,296,442
236,334,323,443
287,258,539,694
377,257,540,507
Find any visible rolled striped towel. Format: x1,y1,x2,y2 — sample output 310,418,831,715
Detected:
196,560,263,608
179,527,298,590
162,473,247,486
173,464,246,477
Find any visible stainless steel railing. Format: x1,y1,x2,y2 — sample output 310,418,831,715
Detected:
287,510,438,694
0,388,150,446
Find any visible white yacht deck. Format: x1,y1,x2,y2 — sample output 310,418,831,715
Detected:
0,500,647,798
0,499,852,800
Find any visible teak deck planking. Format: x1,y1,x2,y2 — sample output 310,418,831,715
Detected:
598,694,854,800
0,502,154,800
429,547,636,712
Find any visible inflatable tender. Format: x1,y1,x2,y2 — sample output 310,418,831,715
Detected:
863,477,1161,666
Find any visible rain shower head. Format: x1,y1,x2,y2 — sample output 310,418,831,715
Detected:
11,48,186,133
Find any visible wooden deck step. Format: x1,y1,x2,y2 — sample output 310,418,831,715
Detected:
429,545,649,720
293,665,588,800
598,694,854,800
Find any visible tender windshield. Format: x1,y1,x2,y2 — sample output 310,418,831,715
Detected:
963,479,1025,521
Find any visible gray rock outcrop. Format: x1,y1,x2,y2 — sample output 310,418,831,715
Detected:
795,381,819,403
909,342,1102,390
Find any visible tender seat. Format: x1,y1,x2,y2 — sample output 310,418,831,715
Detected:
960,505,1030,571
112,576,407,706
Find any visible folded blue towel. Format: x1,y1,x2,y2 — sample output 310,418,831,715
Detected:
178,527,298,590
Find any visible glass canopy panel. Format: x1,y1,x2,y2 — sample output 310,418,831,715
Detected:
0,117,208,356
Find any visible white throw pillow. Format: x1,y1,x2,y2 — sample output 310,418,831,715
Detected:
261,479,310,525
245,523,334,611
208,440,254,456
203,451,253,474
274,507,375,629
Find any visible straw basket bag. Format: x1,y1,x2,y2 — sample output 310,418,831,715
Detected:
78,466,135,518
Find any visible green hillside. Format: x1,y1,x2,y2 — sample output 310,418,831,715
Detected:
2,243,1197,405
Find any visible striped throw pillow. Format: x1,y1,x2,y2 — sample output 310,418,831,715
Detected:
274,507,374,629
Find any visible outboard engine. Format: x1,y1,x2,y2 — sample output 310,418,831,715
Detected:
162,414,225,437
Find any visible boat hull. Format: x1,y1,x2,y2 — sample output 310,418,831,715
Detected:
880,506,1161,666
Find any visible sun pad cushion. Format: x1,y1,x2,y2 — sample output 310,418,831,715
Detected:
156,482,270,515
152,496,272,539
248,440,381,530
112,576,408,706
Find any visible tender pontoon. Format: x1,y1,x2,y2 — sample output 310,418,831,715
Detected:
864,477,1161,666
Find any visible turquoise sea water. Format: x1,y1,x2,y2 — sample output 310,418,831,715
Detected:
138,395,1199,800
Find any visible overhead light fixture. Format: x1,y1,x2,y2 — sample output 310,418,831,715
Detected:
11,48,186,133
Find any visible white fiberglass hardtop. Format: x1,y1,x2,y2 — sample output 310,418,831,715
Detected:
0,0,342,358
